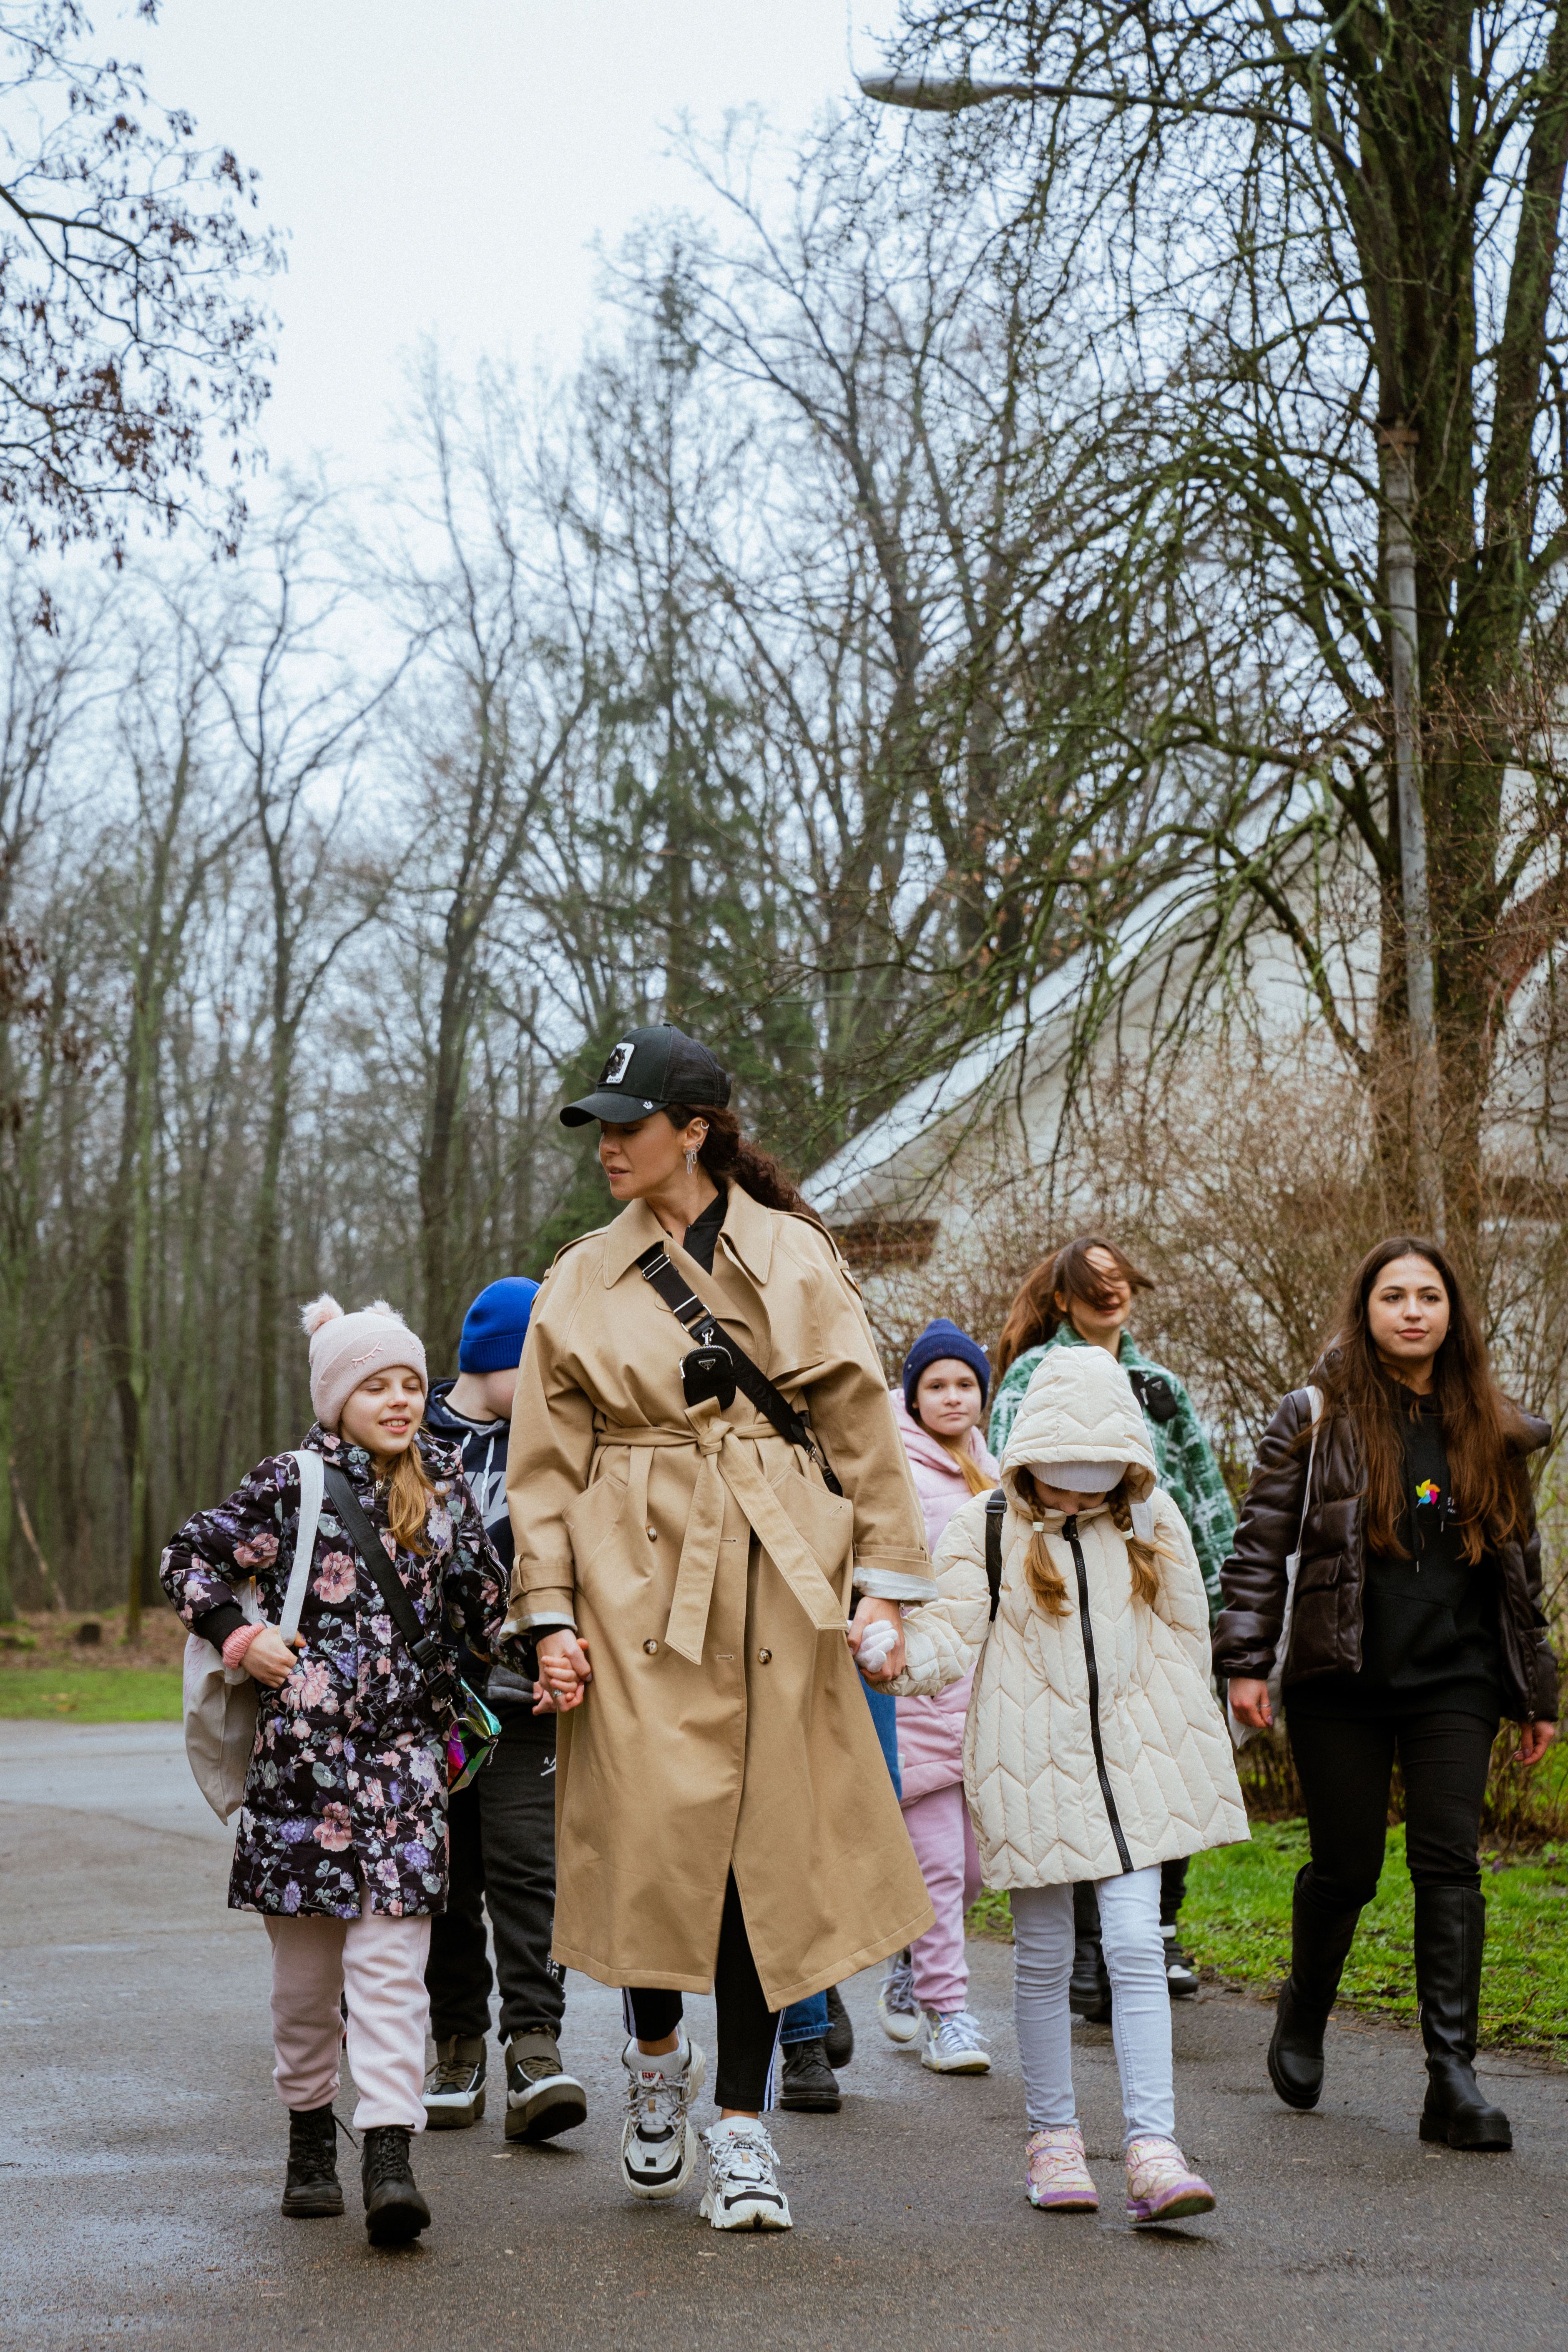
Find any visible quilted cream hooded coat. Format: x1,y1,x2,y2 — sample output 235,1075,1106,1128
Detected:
890,1346,1248,1886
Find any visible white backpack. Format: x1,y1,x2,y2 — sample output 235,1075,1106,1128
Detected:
182,1449,324,1822
1226,1385,1322,1751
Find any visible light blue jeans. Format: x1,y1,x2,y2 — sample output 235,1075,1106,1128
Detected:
1010,1866,1175,2144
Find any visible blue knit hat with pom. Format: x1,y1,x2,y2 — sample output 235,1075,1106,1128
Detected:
902,1318,990,1415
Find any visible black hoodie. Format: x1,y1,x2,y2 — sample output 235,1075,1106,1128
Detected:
425,1377,543,1726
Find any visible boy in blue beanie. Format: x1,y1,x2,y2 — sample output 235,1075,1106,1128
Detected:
421,1279,588,2144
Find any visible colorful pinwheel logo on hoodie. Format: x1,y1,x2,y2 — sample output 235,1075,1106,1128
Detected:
1415,1480,1441,1507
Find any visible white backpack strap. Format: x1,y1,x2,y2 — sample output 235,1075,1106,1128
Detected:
278,1450,324,1642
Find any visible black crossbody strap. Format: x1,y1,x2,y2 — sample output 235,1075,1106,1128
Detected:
322,1465,457,1713
984,1487,1007,1620
636,1242,844,1497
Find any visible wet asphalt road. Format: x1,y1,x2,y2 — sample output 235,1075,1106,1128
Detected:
4,1721,1568,2352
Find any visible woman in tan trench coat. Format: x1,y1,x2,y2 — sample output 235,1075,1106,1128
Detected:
501,1023,936,2232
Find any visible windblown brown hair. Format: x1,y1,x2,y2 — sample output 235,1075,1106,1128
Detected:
1010,1467,1172,1615
995,1234,1155,1377
662,1101,807,1214
1316,1235,1530,1565
376,1441,438,1557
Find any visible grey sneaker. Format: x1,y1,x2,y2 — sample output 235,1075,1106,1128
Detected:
422,2034,486,2129
504,2028,588,2142
620,2034,706,2200
878,1949,921,2045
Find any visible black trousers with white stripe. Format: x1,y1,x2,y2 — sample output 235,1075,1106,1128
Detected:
626,1872,780,2110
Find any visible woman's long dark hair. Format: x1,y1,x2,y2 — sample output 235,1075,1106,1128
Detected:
662,1103,806,1214
1318,1234,1529,1563
994,1234,1154,1377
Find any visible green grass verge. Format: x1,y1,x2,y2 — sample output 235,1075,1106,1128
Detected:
0,1666,183,1721
968,1827,1568,2061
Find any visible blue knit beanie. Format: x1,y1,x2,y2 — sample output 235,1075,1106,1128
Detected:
902,1318,990,1416
458,1277,540,1373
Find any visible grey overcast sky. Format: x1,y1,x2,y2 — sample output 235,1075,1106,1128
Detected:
137,1,905,484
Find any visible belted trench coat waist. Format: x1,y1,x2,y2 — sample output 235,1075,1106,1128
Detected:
593,1418,849,1665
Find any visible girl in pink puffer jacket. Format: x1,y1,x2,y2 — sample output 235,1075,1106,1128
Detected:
881,1319,999,2075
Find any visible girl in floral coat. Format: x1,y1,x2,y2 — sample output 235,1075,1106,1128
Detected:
161,1296,509,2247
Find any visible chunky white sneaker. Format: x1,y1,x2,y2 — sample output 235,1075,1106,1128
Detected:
877,1949,921,2045
699,2119,793,2231
422,2035,486,2128
619,2034,706,2201
921,2008,992,2074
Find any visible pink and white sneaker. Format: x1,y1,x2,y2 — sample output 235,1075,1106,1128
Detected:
1124,2135,1216,2224
1025,2126,1099,2212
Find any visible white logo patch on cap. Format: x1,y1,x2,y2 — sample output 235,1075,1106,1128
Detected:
603,1040,635,1085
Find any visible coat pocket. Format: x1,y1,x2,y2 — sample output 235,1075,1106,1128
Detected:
767,1461,855,1613
563,1463,631,1584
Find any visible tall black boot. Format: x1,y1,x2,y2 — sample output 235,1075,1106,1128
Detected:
1068,1880,1112,2023
1414,1884,1512,2151
281,2102,344,2219
1267,1866,1362,2111
360,2124,431,2246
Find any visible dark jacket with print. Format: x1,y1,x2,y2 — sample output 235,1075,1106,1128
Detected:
161,1425,508,1919
1211,1387,1559,1723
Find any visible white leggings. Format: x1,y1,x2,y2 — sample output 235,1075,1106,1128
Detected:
1010,1867,1174,2145
264,1892,431,2131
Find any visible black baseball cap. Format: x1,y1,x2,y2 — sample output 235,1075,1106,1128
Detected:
559,1024,733,1127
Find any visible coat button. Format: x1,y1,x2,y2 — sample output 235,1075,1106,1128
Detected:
757,1648,772,1663
643,1639,658,1656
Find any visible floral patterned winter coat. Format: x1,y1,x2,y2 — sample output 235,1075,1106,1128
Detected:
161,1425,508,1920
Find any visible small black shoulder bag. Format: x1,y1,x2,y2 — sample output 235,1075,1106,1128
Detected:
635,1241,844,1497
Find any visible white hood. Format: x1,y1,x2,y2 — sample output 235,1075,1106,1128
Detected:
998,1345,1157,1510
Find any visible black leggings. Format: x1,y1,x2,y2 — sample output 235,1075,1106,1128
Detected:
627,1874,779,2111
1287,1710,1497,1906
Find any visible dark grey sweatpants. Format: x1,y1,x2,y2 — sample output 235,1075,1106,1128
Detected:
425,1711,564,2046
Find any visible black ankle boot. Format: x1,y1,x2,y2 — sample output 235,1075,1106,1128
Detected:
823,1983,855,2069
1267,1867,1362,2111
281,2102,344,2219
360,2124,431,2245
1068,1935,1113,2023
1415,1884,1512,2151
780,2036,842,2112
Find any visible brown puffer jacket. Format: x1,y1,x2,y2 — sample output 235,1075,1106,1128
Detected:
1212,1388,1559,1723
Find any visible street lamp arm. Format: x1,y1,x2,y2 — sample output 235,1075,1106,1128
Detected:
856,70,1337,152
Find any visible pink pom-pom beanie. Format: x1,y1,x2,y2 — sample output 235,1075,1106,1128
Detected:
300,1295,428,1433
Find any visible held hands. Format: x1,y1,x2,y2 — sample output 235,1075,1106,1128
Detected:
848,1595,905,1684
241,1627,306,1689
1227,1677,1274,1732
1518,1719,1557,1768
533,1628,592,1714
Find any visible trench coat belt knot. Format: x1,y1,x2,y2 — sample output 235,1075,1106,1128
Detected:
595,1417,850,1666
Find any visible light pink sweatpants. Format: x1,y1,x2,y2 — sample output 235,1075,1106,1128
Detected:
903,1782,983,2015
264,1892,431,2131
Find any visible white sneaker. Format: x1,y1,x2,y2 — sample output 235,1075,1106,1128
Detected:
877,1949,921,2045
1163,1925,1200,1998
921,2009,992,2073
619,2033,706,2201
699,2118,793,2231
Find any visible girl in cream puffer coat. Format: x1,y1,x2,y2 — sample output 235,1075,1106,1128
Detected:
890,1345,1247,2226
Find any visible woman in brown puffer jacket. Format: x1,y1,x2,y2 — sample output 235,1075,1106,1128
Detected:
1214,1235,1558,2153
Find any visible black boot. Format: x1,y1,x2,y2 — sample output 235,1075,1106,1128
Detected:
779,2037,841,2112
1415,1884,1512,2151
281,2102,344,2219
823,1983,855,2068
360,2124,431,2246
1068,1935,1113,2023
1267,1867,1362,2111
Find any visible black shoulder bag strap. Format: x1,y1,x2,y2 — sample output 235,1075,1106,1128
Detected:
322,1464,458,1715
635,1241,844,1496
984,1486,1007,1620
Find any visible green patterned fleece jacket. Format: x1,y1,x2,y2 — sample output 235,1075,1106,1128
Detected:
986,1324,1235,1625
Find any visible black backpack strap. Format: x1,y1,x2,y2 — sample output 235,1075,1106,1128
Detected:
636,1242,844,1496
322,1464,457,1714
984,1487,1008,1620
